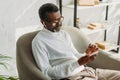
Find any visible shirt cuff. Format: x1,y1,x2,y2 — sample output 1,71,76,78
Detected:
69,61,85,76
71,61,80,69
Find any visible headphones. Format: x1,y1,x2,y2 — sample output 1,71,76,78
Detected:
43,22,45,26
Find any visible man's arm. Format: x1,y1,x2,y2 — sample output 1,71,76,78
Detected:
64,31,98,65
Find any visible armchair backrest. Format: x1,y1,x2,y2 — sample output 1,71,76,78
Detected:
16,31,48,80
63,27,90,53
16,27,90,80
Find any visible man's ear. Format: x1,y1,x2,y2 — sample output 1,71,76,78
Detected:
41,20,47,28
41,20,44,24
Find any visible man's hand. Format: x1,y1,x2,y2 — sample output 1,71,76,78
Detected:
86,44,98,56
77,44,99,66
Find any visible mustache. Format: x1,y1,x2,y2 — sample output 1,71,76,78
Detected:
57,22,62,26
53,23,62,32
54,22,62,28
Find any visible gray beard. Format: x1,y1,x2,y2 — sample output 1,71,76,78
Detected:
53,26,61,32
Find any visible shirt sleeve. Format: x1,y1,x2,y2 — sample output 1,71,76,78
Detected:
32,38,80,79
64,31,86,58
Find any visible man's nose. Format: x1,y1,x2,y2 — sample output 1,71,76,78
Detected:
57,21,62,26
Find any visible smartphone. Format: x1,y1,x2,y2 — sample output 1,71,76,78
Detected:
90,51,98,56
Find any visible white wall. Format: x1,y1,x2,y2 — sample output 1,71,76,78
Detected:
15,0,56,40
0,0,56,76
0,0,16,55
14,0,56,28
0,0,57,55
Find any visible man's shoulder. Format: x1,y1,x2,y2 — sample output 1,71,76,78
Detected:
32,31,43,43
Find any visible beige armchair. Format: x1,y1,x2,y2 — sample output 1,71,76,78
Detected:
16,26,120,80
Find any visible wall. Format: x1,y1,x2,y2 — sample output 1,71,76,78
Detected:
0,0,57,55
0,0,56,76
0,0,15,55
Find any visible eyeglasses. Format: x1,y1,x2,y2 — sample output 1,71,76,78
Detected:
45,16,64,26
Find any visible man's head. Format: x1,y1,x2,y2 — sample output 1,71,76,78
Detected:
38,3,64,32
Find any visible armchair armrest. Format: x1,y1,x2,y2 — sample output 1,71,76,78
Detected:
87,50,120,70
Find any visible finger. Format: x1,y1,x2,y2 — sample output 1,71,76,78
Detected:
89,44,92,46
88,44,91,48
92,45,98,52
93,48,98,52
86,51,92,56
94,47,99,52
89,44,94,48
91,44,94,48
93,45,96,48
91,44,96,49
96,47,99,50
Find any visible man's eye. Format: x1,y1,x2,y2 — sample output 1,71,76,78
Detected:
52,21,58,24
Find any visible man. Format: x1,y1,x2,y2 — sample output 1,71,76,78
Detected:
32,3,120,80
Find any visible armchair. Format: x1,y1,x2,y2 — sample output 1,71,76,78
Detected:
16,26,120,80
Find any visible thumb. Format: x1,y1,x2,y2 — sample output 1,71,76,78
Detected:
89,55,97,61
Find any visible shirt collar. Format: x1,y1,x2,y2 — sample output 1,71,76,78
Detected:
42,27,61,36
